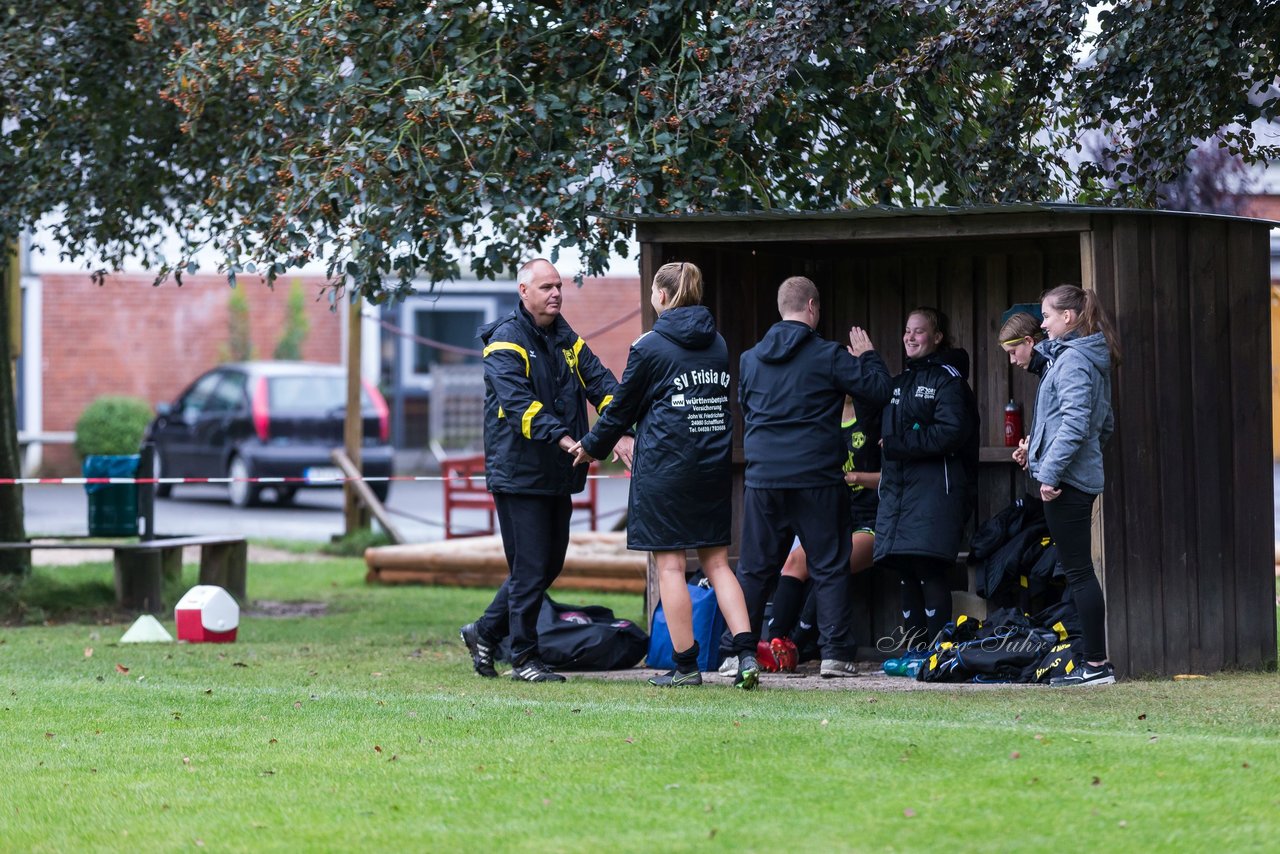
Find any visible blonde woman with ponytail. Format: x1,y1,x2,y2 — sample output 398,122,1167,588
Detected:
1029,284,1120,686
571,262,761,688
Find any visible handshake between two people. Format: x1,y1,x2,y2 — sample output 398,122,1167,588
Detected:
557,434,635,470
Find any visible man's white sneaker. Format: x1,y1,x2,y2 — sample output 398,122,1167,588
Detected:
820,659,860,678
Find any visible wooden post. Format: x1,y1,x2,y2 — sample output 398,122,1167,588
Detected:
344,296,369,535
198,541,248,603
0,240,30,578
114,550,164,611
331,448,404,543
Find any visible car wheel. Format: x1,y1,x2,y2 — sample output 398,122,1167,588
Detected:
153,447,173,498
273,486,297,506
372,481,390,503
227,455,260,508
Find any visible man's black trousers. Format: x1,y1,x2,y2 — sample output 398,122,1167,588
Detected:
475,492,573,663
736,484,857,661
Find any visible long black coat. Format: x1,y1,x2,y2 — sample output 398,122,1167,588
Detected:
479,303,618,495
580,306,732,551
874,348,980,563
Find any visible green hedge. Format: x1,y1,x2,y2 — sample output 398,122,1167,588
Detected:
73,396,154,458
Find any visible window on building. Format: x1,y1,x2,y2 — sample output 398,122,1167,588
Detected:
401,295,498,386
413,307,485,373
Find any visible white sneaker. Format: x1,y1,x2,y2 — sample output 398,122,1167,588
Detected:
820,659,860,678
717,655,739,677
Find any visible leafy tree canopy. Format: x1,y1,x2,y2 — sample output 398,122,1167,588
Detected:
4,0,1278,568
3,1,1278,303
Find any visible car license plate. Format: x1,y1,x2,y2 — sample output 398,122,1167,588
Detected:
303,466,343,484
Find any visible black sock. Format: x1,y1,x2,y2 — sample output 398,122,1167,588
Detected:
732,631,756,657
768,576,806,640
673,641,701,674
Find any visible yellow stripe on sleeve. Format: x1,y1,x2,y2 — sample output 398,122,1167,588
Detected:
597,394,614,414
521,401,543,439
572,337,587,387
483,341,531,376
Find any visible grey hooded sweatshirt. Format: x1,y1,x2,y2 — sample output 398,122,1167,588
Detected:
1027,331,1114,494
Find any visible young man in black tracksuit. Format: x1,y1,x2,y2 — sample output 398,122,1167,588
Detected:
459,258,632,683
736,276,893,678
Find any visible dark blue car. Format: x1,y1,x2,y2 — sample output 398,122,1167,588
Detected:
145,361,393,507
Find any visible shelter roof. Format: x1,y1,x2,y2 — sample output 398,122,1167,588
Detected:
604,202,1280,229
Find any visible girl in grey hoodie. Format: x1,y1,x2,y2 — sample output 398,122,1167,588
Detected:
1027,285,1120,686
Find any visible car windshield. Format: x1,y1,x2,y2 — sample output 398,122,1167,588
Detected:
268,376,371,413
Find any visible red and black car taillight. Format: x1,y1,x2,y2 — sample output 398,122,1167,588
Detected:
252,376,271,441
362,378,390,443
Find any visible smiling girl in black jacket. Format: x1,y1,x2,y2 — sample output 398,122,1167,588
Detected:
875,307,980,652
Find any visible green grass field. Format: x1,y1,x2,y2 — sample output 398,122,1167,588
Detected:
2,556,1278,852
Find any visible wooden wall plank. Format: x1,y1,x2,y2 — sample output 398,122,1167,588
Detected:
1086,221,1131,673
1007,248,1047,487
1185,220,1232,673
973,255,1013,523
1111,216,1162,676
908,254,940,313
1227,223,1278,669
1149,217,1192,674
868,255,905,375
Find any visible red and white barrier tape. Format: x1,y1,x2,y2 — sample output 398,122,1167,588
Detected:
0,474,626,486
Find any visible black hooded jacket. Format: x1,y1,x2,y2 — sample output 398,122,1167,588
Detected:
581,305,733,549
738,321,892,489
479,302,618,495
874,347,981,563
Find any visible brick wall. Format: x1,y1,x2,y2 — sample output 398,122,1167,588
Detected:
39,272,343,473
35,271,643,474
559,276,644,380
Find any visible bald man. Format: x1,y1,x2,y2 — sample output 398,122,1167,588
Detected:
460,259,632,682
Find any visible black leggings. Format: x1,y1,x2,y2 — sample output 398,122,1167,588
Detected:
884,554,952,650
1042,483,1108,662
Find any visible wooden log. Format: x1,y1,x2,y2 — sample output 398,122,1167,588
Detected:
366,548,643,575
365,559,644,583
366,567,645,593
363,531,645,594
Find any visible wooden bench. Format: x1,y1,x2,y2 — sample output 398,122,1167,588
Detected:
0,535,248,612
441,453,599,539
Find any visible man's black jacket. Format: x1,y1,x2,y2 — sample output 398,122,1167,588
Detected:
479,303,617,495
739,320,892,489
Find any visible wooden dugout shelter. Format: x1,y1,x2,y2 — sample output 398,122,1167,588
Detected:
608,203,1277,678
